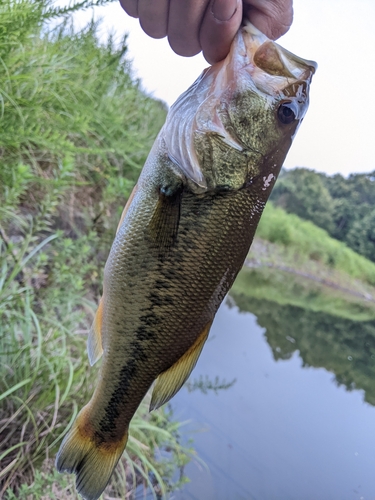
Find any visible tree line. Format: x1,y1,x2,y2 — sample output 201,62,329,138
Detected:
270,168,375,262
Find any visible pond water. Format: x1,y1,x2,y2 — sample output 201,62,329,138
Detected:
171,277,375,500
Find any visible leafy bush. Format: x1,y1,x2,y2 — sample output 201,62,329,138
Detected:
325,171,375,242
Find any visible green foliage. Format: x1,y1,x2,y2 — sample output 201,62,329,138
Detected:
0,230,98,493
345,208,375,262
270,168,375,262
324,171,375,242
270,168,335,232
0,0,191,498
4,464,77,500
0,9,166,219
256,203,375,287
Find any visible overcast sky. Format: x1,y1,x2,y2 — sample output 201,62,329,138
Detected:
65,0,375,178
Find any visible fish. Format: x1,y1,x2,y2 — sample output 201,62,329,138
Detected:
56,21,316,500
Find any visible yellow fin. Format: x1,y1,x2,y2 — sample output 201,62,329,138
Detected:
87,297,104,366
116,183,138,234
56,405,128,500
150,321,212,411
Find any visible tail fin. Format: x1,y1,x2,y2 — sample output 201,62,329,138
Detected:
56,407,128,500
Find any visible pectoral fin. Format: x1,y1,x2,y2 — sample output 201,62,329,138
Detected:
150,321,213,411
87,297,104,366
148,183,183,259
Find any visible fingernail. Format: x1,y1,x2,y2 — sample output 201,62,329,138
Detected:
212,0,237,22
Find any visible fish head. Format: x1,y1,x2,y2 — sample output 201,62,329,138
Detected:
163,22,316,192
219,22,317,183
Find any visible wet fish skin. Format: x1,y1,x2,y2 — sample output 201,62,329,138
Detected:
56,22,316,500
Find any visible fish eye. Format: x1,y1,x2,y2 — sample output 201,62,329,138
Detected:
277,101,297,125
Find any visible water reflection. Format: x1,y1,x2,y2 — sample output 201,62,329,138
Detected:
230,268,375,406
172,267,375,500
185,375,237,395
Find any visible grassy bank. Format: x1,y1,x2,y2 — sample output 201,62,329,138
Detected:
238,202,375,321
0,1,192,498
254,203,375,288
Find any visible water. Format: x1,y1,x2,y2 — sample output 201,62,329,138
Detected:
171,280,375,500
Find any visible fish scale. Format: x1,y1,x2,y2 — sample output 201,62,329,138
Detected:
56,21,316,500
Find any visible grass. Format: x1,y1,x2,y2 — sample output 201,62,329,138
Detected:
0,1,193,498
0,228,194,499
237,202,375,322
256,203,375,287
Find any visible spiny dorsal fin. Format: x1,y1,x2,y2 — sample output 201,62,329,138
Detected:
150,321,213,411
116,183,138,234
87,297,104,366
148,183,183,260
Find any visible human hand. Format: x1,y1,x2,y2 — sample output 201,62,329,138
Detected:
119,0,293,64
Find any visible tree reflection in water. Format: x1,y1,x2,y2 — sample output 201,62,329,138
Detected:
229,275,375,406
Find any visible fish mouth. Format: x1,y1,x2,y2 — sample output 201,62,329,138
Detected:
236,21,317,97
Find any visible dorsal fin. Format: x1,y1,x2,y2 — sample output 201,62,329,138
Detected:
150,321,213,411
87,297,104,366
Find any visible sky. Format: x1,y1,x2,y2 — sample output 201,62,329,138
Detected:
62,0,375,177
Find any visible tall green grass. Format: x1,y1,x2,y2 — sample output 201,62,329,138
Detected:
0,0,193,497
256,203,375,287
0,233,193,498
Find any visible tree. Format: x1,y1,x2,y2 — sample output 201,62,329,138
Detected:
346,208,375,262
271,167,335,232
323,171,375,242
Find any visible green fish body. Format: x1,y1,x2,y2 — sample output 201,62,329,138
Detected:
56,23,316,500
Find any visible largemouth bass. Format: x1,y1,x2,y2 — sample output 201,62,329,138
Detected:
56,22,316,500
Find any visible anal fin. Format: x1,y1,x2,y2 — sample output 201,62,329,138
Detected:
87,296,104,366
150,321,213,411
